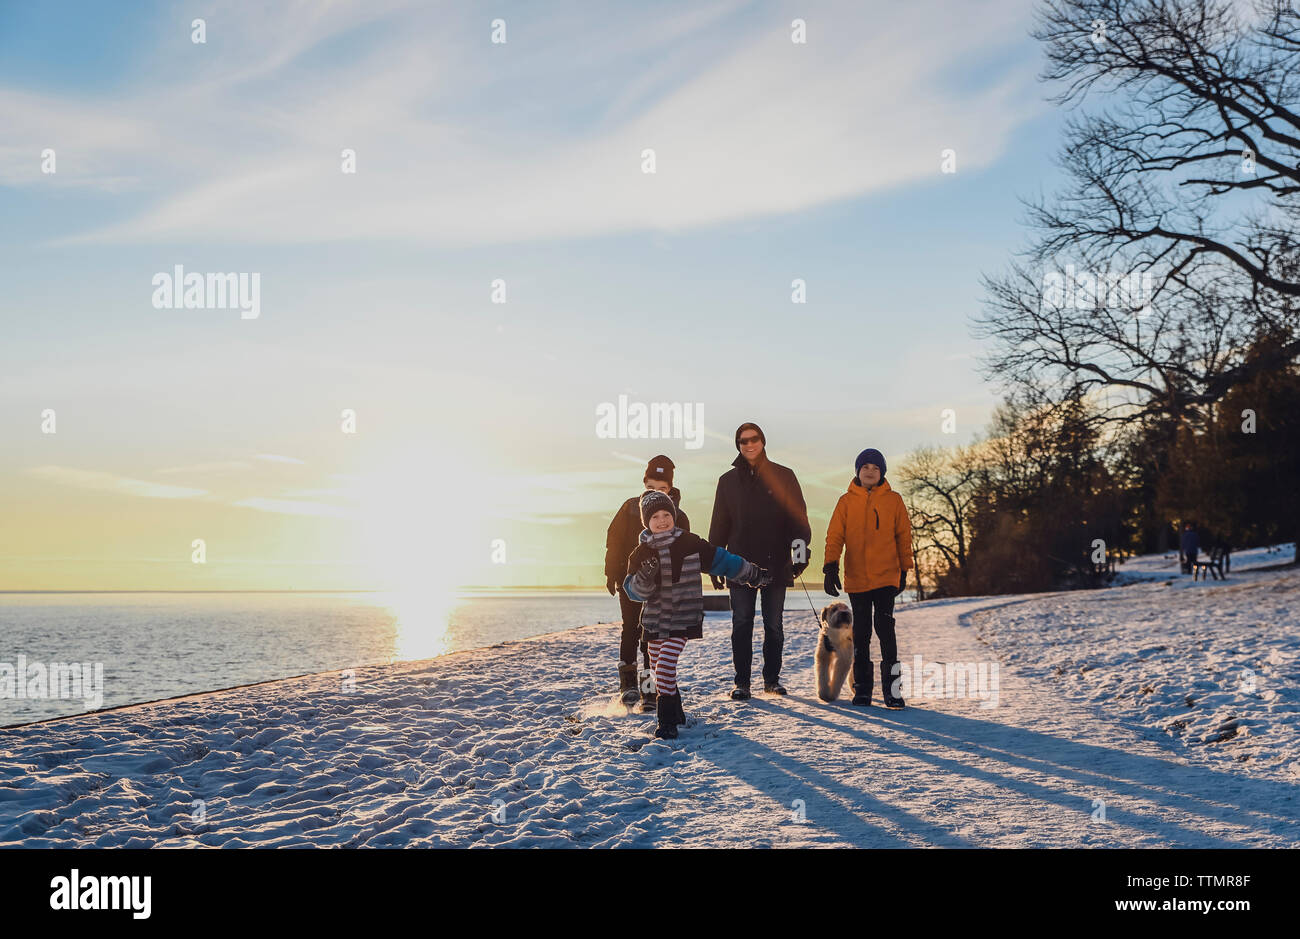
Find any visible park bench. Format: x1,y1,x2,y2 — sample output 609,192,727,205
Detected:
1192,545,1228,581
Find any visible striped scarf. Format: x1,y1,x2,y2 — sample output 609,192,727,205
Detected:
639,527,704,639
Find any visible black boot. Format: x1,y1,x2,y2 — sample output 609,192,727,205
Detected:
654,691,678,739
671,692,688,727
617,662,639,706
852,656,874,706
881,660,906,709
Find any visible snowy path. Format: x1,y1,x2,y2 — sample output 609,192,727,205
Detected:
3,576,1298,847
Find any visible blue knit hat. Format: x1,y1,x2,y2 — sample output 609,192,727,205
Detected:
855,448,886,478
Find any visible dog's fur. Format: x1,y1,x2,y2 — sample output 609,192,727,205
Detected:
815,601,855,701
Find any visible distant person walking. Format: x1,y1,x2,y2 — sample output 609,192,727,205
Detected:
823,448,913,708
1180,522,1199,575
604,455,690,710
709,423,811,699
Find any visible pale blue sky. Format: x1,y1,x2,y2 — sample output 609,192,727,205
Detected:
0,0,1071,589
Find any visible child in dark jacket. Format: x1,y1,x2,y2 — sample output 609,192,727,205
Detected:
604,455,691,711
624,489,769,739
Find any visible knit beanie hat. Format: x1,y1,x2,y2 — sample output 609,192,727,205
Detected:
735,422,766,450
639,489,677,528
855,448,887,478
644,454,675,488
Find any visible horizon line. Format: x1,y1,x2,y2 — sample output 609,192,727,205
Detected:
0,586,609,594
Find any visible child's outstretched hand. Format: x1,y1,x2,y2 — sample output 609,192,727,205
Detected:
638,555,659,578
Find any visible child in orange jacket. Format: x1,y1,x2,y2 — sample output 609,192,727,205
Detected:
822,448,913,708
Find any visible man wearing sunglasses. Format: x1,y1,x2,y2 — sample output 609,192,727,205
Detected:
708,422,812,699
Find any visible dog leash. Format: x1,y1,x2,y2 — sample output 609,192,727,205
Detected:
796,570,824,628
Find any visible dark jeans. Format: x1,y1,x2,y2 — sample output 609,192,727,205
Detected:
848,587,898,665
617,589,651,670
728,583,787,687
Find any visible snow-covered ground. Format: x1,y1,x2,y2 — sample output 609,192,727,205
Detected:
2,548,1297,848
972,543,1300,785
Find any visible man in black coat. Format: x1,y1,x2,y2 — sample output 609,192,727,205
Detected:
604,455,690,710
708,423,811,699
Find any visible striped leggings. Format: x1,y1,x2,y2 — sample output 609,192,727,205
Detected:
646,637,687,695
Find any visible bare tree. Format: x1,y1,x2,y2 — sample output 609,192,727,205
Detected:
895,445,982,593
977,0,1300,427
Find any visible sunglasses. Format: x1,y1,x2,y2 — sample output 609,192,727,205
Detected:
738,435,762,445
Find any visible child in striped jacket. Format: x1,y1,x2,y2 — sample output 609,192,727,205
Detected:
624,489,769,739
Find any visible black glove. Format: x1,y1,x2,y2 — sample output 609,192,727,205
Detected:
897,570,907,596
638,555,659,578
606,575,619,597
823,562,841,597
791,560,809,578
710,575,725,590
757,566,772,588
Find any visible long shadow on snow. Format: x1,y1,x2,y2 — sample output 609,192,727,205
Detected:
680,714,973,848
768,699,1297,847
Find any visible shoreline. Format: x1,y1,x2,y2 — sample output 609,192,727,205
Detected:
0,618,625,732
5,570,1297,847
7,543,1292,732
0,588,628,595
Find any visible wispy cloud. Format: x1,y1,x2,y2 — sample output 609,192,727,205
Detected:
611,451,654,466
280,488,355,500
27,466,208,499
232,497,358,519
497,513,576,527
4,0,1040,246
154,460,254,475
255,454,306,465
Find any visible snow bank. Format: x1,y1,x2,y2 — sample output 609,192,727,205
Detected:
972,547,1300,785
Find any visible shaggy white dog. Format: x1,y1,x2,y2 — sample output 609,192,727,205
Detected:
815,601,855,701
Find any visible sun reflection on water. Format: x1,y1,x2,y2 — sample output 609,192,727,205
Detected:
375,589,459,662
